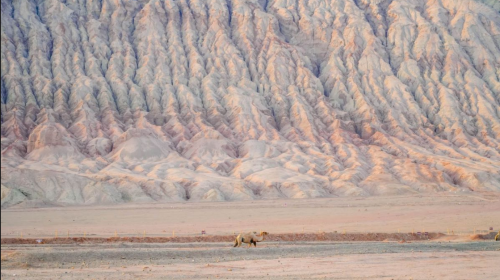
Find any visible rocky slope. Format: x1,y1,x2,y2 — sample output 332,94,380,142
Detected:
1,0,499,207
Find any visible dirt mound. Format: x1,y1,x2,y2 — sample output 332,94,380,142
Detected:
469,234,484,241
469,232,497,241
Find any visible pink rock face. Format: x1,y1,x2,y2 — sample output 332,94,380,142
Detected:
1,0,499,207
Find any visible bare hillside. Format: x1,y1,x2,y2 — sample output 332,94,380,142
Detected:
1,0,500,207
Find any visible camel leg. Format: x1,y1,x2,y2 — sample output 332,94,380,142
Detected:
235,237,243,247
253,241,257,247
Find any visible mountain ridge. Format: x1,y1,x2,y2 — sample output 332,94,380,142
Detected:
1,0,499,208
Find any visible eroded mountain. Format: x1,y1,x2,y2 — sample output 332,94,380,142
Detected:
1,0,499,207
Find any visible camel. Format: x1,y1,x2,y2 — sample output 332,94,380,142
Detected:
234,231,269,248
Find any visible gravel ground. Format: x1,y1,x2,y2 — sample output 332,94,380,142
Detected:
2,241,499,279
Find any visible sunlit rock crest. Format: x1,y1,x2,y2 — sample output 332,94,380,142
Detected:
1,0,499,207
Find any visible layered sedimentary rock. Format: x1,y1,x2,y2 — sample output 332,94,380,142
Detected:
1,0,499,207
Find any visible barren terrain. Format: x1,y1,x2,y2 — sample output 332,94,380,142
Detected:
2,193,499,238
2,0,499,278
2,241,499,279
2,194,500,279
2,0,500,207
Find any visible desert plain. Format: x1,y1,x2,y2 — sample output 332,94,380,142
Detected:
2,193,500,279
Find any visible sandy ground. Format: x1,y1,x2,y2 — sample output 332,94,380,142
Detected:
1,194,500,237
1,241,499,279
2,193,499,238
2,193,500,279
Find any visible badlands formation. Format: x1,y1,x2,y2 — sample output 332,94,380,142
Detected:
1,0,499,207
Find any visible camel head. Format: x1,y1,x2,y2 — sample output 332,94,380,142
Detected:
260,231,269,236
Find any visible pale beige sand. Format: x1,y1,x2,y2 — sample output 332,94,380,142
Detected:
2,193,499,238
2,194,499,279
